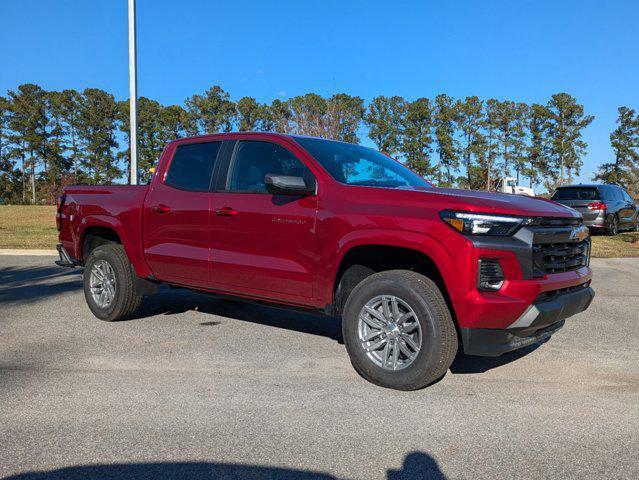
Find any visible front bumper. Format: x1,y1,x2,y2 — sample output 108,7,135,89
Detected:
461,284,595,356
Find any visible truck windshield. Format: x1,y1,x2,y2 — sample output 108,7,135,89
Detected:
551,187,600,200
294,137,430,189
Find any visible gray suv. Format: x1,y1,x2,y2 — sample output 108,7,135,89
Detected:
551,184,638,235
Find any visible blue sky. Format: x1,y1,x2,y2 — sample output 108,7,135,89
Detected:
2,0,638,184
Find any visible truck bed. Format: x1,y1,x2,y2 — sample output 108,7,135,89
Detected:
59,184,151,276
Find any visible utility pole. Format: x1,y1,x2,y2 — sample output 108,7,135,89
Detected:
128,0,138,185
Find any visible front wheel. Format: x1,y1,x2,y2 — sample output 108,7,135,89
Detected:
83,244,142,321
342,270,458,390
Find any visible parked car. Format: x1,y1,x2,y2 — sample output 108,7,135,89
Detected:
551,184,639,235
56,133,595,390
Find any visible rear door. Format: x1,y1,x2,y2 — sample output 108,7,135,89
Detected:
619,188,637,225
142,140,221,287
209,139,318,303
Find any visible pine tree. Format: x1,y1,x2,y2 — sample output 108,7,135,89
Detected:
364,96,406,156
76,89,120,184
511,103,528,185
266,99,292,133
288,93,327,137
455,96,485,189
483,99,500,190
401,97,434,178
594,106,639,196
545,93,594,187
55,89,82,179
159,105,189,140
45,91,72,200
433,94,459,186
325,94,365,143
525,104,550,189
236,97,265,131
185,86,235,135
6,84,49,203
0,96,22,202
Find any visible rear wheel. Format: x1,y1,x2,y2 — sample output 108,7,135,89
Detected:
608,215,619,236
83,244,142,321
342,270,457,390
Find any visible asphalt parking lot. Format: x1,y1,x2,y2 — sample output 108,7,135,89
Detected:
1,255,638,479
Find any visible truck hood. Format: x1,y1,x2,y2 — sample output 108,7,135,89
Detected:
409,186,578,218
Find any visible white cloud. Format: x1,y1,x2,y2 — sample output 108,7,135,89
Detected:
278,90,287,98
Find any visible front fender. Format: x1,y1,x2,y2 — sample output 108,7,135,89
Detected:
322,228,473,317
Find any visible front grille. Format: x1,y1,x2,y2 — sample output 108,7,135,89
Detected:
533,239,590,275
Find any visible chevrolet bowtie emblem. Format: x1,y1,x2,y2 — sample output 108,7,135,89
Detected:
569,225,589,242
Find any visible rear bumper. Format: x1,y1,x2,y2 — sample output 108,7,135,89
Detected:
583,215,606,228
461,286,595,356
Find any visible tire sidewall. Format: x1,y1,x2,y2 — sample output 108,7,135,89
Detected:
609,216,619,236
83,245,128,321
342,275,450,389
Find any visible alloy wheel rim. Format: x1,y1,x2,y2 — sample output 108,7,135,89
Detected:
357,295,422,371
89,260,117,309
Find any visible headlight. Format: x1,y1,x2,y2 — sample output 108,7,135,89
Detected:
440,211,532,236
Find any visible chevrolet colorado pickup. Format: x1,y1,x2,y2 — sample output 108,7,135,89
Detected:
56,132,595,390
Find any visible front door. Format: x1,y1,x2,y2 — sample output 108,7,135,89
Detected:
209,140,318,302
620,189,638,226
143,141,221,287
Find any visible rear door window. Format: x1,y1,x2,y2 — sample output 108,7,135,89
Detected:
165,142,222,191
551,187,600,201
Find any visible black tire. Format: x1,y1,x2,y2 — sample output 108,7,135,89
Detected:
83,244,142,321
342,270,458,390
608,215,619,236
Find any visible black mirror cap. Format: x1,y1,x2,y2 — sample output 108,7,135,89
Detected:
264,174,316,196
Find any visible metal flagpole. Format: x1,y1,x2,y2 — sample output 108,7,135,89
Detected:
128,0,138,185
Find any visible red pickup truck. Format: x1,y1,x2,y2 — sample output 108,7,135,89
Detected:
56,132,594,390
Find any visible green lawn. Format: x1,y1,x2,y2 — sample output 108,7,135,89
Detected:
590,231,639,258
1,205,639,257
0,205,58,249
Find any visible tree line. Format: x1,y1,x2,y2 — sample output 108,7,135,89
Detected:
1,82,637,204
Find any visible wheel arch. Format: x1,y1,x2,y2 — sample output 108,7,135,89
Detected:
77,216,152,278
329,240,458,323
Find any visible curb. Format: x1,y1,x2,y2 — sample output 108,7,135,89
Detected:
0,249,58,256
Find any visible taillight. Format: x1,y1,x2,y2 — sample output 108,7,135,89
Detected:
56,195,65,231
588,201,606,211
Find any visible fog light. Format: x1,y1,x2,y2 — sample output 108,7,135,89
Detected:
478,259,505,291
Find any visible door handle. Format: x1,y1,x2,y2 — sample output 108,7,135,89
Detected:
215,207,239,216
151,204,171,213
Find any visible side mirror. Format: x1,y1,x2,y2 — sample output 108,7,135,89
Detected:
264,174,316,196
